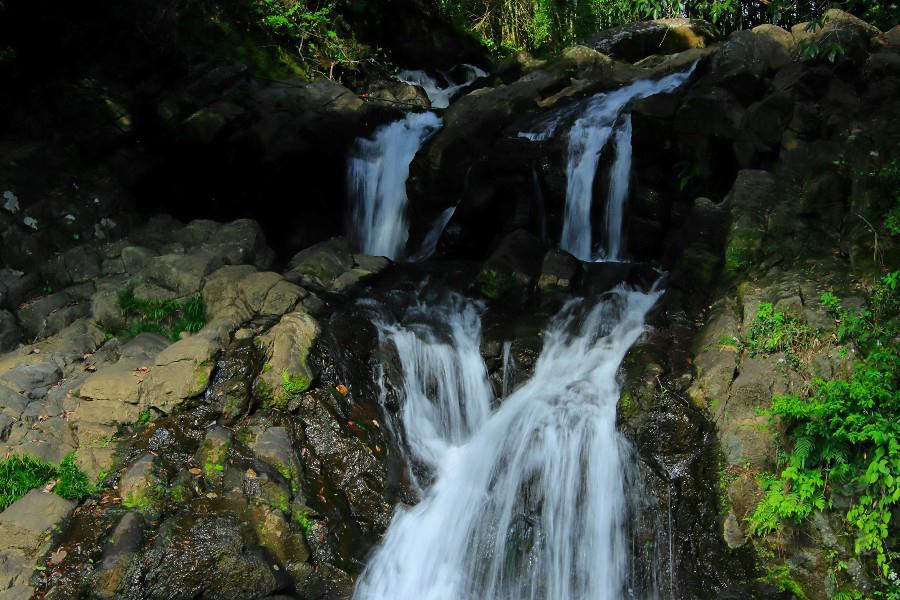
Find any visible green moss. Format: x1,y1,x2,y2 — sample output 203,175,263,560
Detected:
724,229,763,278
121,490,151,512
478,267,514,300
294,508,313,534
281,370,310,396
757,564,807,599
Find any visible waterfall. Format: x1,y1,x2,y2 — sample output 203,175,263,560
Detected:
409,205,457,263
354,284,662,600
347,112,442,259
604,114,633,261
520,67,695,262
397,64,487,109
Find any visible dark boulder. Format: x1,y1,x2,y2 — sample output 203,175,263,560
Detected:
584,18,718,63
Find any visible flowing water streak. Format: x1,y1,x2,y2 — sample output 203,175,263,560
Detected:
397,64,487,109
347,112,442,259
501,340,513,397
409,205,457,263
354,284,663,600
561,67,695,261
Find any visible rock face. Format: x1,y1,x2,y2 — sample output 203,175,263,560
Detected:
584,18,719,62
1,7,898,600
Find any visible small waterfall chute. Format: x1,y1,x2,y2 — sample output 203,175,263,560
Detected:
347,112,443,259
521,66,696,262
397,64,487,109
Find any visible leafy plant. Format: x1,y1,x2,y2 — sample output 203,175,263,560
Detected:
748,272,900,585
0,453,95,511
745,302,814,367
294,508,314,534
114,288,207,342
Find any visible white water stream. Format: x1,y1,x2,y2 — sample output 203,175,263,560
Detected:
354,284,662,600
397,64,487,109
347,112,442,259
521,67,695,262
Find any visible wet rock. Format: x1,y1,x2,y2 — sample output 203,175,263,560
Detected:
0,311,21,353
207,339,263,423
257,311,319,407
41,246,102,287
117,515,281,600
584,18,717,63
94,512,145,599
119,454,161,513
248,426,301,495
197,426,232,488
283,237,387,293
477,229,545,302
365,80,431,110
537,248,579,292
250,505,310,568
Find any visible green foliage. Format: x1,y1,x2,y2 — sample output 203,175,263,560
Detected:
0,453,95,511
137,409,153,426
54,453,95,501
758,563,808,599
250,0,360,76
281,369,310,396
0,455,58,511
478,268,514,300
294,508,314,534
748,272,900,585
114,288,207,342
745,302,813,366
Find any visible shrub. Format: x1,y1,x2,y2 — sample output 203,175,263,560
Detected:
748,272,899,586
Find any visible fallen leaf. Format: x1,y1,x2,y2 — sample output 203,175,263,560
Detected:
335,384,349,396
43,480,57,493
49,549,67,565
189,468,202,476
245,468,257,478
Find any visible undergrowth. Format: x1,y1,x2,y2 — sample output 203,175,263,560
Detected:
748,271,900,595
113,288,207,342
0,453,96,511
746,302,815,368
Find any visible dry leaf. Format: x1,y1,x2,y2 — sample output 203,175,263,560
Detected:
49,549,67,565
335,384,349,396
189,468,202,476
245,468,258,478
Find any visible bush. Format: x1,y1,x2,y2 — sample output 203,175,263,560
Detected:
749,272,899,590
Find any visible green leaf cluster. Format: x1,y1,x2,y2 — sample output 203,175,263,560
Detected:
0,453,96,511
748,272,900,588
114,288,207,342
251,0,358,74
745,302,813,367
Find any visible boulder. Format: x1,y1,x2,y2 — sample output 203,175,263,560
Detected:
584,18,717,63
0,311,21,353
248,426,301,494
722,170,777,277
711,29,792,100
94,512,145,599
257,311,319,406
118,454,160,513
477,229,545,301
537,248,579,292
139,332,218,412
116,515,280,600
792,9,883,65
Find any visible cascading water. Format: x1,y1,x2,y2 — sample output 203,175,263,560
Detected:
409,205,457,263
521,67,695,262
354,284,663,600
397,64,487,109
347,112,442,259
